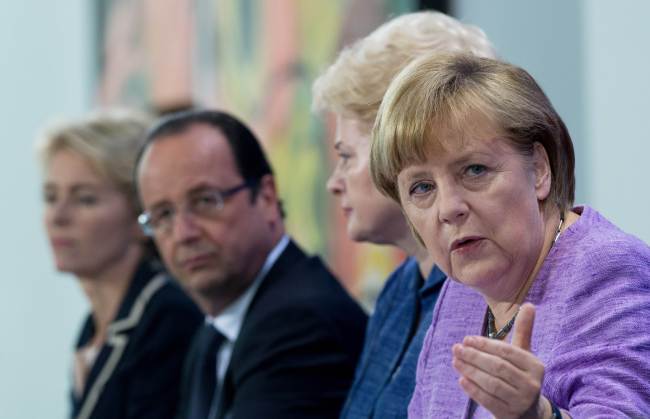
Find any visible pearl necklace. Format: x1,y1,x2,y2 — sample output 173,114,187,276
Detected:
485,213,565,339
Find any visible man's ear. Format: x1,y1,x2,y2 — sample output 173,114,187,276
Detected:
255,174,282,221
532,142,552,201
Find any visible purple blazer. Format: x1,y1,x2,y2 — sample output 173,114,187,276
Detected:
409,206,650,418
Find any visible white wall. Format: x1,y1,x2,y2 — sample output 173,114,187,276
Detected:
0,2,91,418
583,1,650,242
455,0,650,243
454,0,586,200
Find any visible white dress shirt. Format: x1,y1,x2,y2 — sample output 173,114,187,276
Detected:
204,234,290,399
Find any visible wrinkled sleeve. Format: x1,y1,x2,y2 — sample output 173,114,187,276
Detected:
548,242,650,418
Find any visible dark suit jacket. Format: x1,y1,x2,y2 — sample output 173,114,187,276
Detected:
71,261,202,419
177,240,368,419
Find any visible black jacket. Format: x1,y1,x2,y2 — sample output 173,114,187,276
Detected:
71,261,202,419
177,240,368,419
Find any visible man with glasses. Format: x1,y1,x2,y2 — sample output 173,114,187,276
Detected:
135,110,367,419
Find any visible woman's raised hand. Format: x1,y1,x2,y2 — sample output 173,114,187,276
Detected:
452,303,554,419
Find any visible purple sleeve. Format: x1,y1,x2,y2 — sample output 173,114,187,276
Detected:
546,239,650,418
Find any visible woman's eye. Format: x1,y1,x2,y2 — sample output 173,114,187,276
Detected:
76,195,98,205
466,164,487,176
43,191,56,204
337,153,352,166
409,182,434,196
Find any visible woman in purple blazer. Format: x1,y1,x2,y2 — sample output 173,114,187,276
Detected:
370,53,650,418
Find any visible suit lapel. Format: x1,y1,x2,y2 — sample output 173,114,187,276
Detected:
214,240,306,419
251,240,304,298
74,270,167,419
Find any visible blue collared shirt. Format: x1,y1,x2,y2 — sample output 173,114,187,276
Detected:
340,257,446,419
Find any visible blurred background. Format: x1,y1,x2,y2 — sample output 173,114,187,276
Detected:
2,0,649,417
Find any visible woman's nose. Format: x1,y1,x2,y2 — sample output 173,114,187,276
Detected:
48,200,72,226
437,184,469,224
326,168,345,196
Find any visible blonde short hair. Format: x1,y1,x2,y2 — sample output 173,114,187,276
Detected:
37,109,153,211
312,11,496,127
370,53,575,213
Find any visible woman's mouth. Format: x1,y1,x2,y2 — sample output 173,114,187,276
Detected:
51,238,75,248
450,236,485,253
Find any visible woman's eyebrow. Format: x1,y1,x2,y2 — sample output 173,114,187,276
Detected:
451,151,494,166
400,168,431,180
70,183,102,192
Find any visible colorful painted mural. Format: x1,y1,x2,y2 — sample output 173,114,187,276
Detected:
96,0,417,308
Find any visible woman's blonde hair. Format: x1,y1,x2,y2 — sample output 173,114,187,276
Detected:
312,11,496,128
370,53,575,213
36,109,153,212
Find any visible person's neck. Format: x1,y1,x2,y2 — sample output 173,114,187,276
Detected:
487,207,576,330
201,229,285,317
393,229,434,278
198,271,260,318
78,245,144,345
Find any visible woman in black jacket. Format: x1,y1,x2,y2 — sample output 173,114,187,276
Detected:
37,110,202,419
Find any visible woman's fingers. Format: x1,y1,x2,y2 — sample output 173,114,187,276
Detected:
457,375,514,416
452,305,546,419
452,351,520,401
460,336,544,374
453,344,545,419
512,303,535,351
452,343,540,391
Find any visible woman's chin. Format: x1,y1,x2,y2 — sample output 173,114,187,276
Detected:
450,264,504,291
348,222,386,245
54,260,72,274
